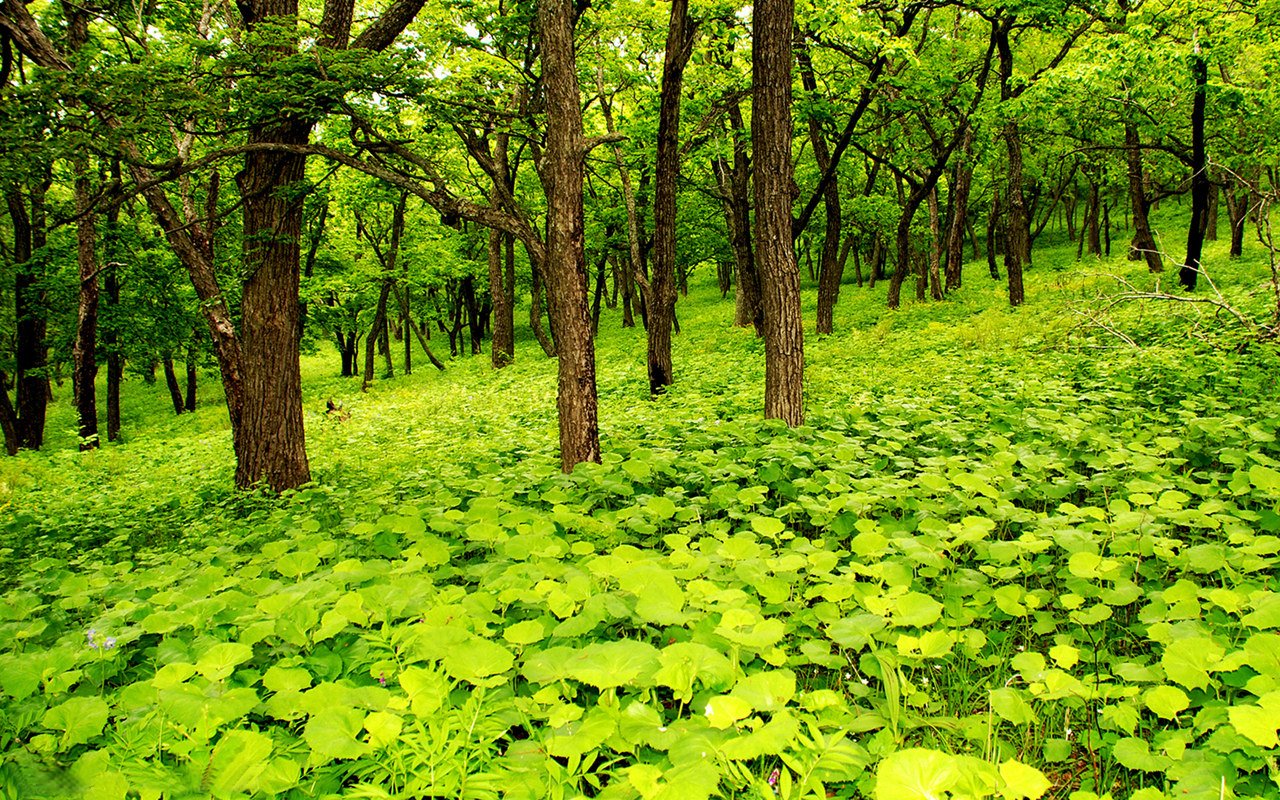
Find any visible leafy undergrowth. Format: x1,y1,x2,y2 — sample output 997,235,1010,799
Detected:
4,250,1280,800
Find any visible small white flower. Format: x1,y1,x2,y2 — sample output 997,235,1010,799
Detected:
704,704,713,717
1064,727,1073,740
922,677,929,686
860,677,869,685
658,726,667,732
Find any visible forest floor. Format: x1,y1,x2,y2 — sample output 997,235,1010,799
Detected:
3,211,1280,799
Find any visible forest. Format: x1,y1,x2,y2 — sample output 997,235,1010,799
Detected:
3,0,1280,795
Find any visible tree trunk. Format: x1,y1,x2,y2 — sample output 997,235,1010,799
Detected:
1182,51,1209,291
163,357,185,414
598,82,642,331
1224,179,1248,258
648,0,697,393
392,283,446,370
798,40,844,335
1125,124,1162,272
753,0,804,426
986,189,1002,280
927,186,943,300
529,256,556,356
8,179,51,451
1084,172,1102,256
363,279,393,389
489,227,515,367
185,346,198,411
0,372,18,455
463,274,483,355
538,0,602,470
725,100,762,332
70,160,100,451
996,20,1027,307
944,126,975,292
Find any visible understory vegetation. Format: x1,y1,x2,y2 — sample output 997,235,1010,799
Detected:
3,228,1280,800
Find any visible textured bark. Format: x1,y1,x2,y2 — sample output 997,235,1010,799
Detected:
724,99,761,332
753,0,804,426
462,274,483,355
798,41,844,335
0,372,17,455
927,186,943,300
944,127,975,291
363,280,394,389
1125,124,1162,272
185,346,198,411
538,0,601,470
649,0,698,393
7,179,50,450
996,20,1027,307
529,256,556,356
1224,179,1249,258
489,228,514,367
104,170,123,442
70,160,100,450
598,88,640,330
392,284,445,370
163,358,185,414
1182,51,1209,291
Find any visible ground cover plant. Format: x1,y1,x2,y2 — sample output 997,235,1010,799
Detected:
3,233,1280,799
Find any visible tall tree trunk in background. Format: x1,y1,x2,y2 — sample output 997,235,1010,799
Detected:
538,0,601,470
944,125,975,292
598,81,641,331
649,0,698,393
798,39,844,335
927,186,943,300
489,228,514,367
1125,123,1162,272
1224,179,1248,258
529,256,556,356
0,373,17,455
70,160,100,450
753,0,804,426
9,178,51,451
393,284,446,370
1182,49,1209,291
104,166,124,442
185,346,197,411
401,285,412,375
996,19,1027,307
463,274,483,355
1205,177,1218,241
363,280,393,389
725,100,762,332
163,357,185,414
1084,171,1102,256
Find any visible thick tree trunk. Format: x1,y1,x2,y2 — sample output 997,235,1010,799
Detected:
1182,51,1209,291
1224,179,1248,258
538,0,601,470
598,85,642,331
70,162,100,450
163,357,185,414
0,372,17,455
753,0,804,426
104,174,124,443
996,21,1027,307
462,274,483,355
927,186,943,300
401,285,412,375
1125,124,1162,272
725,100,762,332
986,190,1002,280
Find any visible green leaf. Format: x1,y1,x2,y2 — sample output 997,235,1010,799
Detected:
1161,637,1222,691
363,710,403,748
503,619,547,645
704,695,752,729
655,642,734,701
1143,685,1190,720
874,748,960,800
646,495,678,519
441,636,514,684
620,564,687,625
749,515,785,536
196,642,254,681
210,729,274,793
998,760,1051,799
1228,692,1280,748
304,706,371,761
43,697,109,750
730,669,795,711
1249,464,1280,492
566,640,660,689
891,592,943,627
276,551,320,577
990,688,1036,725
1111,737,1172,772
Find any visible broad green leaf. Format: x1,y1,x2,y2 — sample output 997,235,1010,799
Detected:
566,640,660,689
545,706,616,758
990,688,1036,725
441,637,514,684
196,642,254,681
998,759,1051,799
304,707,370,761
730,669,795,711
363,711,403,748
1250,464,1280,493
1144,685,1190,719
704,695,752,729
43,697,109,749
1111,737,1172,772
263,665,312,694
1228,692,1280,748
749,515,785,536
646,496,678,519
503,619,547,645
874,748,960,800
1161,637,1222,691
209,729,273,793
891,592,943,628
620,564,687,625
276,551,320,578
655,642,734,701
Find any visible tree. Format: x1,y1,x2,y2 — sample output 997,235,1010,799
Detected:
753,0,804,426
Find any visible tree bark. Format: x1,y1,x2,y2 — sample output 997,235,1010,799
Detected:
538,0,602,470
724,99,761,332
70,160,100,450
529,256,556,356
7,178,50,451
1181,50,1209,291
185,345,198,411
597,84,641,331
363,280,394,389
944,125,975,292
798,40,845,335
927,186,943,300
753,0,804,426
996,19,1027,307
163,357,185,414
1125,124,1162,272
649,0,698,393
1224,178,1248,258
392,284,446,370
489,228,514,367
